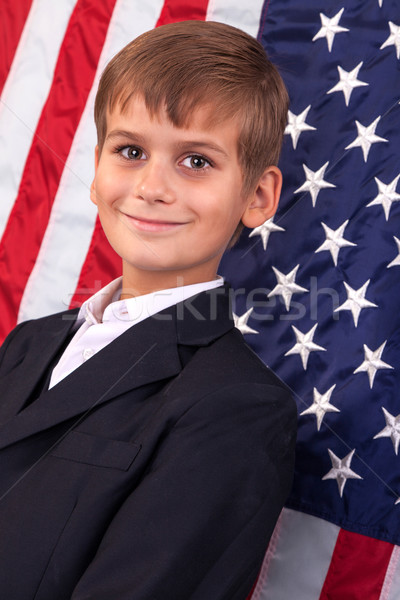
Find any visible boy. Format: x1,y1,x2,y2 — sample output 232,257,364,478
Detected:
0,21,296,600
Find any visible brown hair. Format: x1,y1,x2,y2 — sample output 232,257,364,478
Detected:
95,21,288,197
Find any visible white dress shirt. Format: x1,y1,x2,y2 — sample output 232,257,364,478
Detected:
49,276,223,389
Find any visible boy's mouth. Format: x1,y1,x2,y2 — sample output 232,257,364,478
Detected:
121,213,187,232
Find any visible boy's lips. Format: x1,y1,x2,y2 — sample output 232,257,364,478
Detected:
121,213,188,232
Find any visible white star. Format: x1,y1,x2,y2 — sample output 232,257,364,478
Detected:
285,106,316,149
327,63,368,106
285,324,326,370
300,385,340,430
315,220,356,266
387,236,400,268
367,175,400,221
268,265,308,311
248,217,285,251
345,117,388,162
353,341,393,388
378,0,383,7
295,162,336,207
374,407,400,455
335,280,377,327
322,449,362,497
312,8,349,52
380,21,400,59
233,308,258,335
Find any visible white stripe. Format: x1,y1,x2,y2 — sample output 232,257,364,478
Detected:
252,508,340,600
381,544,400,600
206,0,265,38
18,0,165,322
0,0,77,240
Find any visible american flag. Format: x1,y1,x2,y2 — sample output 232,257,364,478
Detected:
1,1,399,598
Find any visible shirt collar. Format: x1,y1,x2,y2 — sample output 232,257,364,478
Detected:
78,278,123,325
77,276,224,327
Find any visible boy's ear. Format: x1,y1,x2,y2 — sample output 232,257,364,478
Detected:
90,146,99,206
241,166,282,229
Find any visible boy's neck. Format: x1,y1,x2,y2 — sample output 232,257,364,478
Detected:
120,265,220,300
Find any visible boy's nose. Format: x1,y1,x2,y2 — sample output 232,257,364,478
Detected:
135,161,175,204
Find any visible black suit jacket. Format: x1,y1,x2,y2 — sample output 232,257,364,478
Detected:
0,285,296,599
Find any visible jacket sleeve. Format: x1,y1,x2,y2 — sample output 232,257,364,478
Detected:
71,382,297,600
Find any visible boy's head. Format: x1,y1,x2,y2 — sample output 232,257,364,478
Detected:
91,21,289,294
94,20,288,199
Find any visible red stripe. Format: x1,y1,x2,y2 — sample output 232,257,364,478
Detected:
71,0,210,308
70,218,121,309
0,0,117,342
156,0,209,25
319,529,394,600
0,0,33,96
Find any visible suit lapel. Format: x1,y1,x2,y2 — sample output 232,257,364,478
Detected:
175,282,233,346
0,284,234,450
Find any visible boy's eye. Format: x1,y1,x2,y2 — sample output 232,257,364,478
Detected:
120,146,145,160
182,155,210,170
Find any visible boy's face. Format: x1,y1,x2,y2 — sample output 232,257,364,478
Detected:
91,96,266,294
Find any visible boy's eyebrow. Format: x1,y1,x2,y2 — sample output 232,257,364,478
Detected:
174,141,229,159
106,130,146,144
106,130,229,159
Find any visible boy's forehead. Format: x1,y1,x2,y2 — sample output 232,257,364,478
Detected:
106,93,241,136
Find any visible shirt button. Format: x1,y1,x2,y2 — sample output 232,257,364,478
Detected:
82,348,94,361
